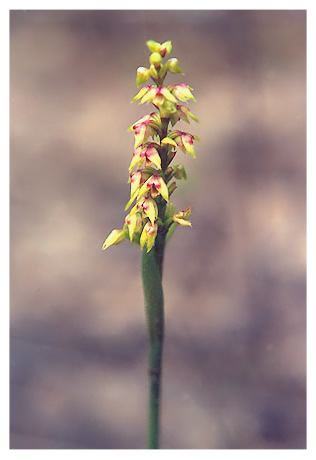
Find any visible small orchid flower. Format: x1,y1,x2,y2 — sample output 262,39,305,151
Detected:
129,112,161,148
170,104,199,125
169,130,197,158
167,58,183,74
133,85,177,107
173,208,192,227
129,144,161,172
140,221,158,253
138,174,169,202
170,83,196,102
136,67,150,87
124,212,143,241
136,196,158,224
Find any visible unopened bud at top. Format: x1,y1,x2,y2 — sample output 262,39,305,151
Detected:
146,39,173,57
167,58,183,74
149,52,162,66
146,40,161,53
136,67,150,87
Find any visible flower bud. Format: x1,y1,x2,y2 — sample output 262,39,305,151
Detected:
136,67,150,87
150,52,162,66
167,58,182,74
146,40,161,53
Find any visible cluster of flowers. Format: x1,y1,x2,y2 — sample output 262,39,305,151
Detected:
103,39,199,253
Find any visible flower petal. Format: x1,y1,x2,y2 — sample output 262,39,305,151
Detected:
161,87,177,103
144,198,158,224
141,87,157,104
126,213,138,240
137,176,152,199
134,125,146,148
182,136,196,158
132,86,151,102
146,146,161,169
146,40,161,53
174,217,192,226
161,137,177,147
140,225,148,249
130,171,142,197
102,229,126,250
128,149,142,172
157,177,169,202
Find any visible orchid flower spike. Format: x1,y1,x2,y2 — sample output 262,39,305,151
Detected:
103,39,199,253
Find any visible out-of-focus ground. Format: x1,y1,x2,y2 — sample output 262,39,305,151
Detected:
10,10,306,449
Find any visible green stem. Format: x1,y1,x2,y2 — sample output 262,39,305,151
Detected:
142,243,164,449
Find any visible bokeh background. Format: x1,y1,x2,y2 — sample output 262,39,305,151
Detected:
10,10,306,449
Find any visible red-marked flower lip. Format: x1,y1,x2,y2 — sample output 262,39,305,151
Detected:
174,130,194,142
132,114,152,131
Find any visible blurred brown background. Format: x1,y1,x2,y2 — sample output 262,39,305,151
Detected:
10,10,306,449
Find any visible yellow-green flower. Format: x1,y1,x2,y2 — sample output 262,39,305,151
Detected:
129,112,161,148
140,221,158,252
173,208,192,226
170,83,196,102
170,104,199,125
136,67,150,87
129,144,161,172
133,85,177,107
167,58,183,74
169,130,198,158
138,174,169,202
125,213,143,241
136,196,158,224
